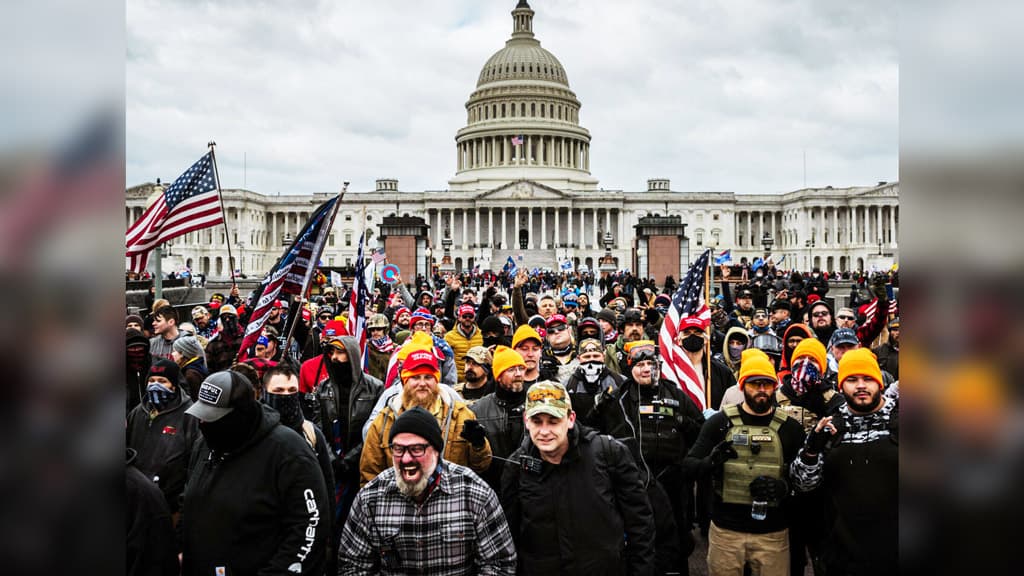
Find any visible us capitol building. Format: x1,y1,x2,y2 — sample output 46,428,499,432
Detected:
126,0,898,281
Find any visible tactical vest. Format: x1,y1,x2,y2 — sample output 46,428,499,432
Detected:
719,404,789,506
775,389,836,434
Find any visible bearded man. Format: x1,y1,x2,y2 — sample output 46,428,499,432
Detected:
339,407,516,575
360,349,491,486
684,349,806,576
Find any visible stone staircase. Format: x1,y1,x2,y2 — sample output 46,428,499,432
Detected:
491,248,559,272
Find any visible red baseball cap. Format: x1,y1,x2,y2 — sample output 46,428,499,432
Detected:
457,304,476,318
680,317,709,331
545,314,568,328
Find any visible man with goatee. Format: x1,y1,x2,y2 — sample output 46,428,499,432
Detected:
360,347,492,486
339,407,517,575
684,349,805,576
790,348,897,576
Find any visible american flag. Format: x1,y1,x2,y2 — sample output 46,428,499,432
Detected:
863,298,898,323
348,232,371,356
126,152,224,273
371,247,387,264
658,249,713,410
510,135,523,146
236,196,339,362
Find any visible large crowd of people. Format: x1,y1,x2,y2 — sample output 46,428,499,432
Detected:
126,261,898,576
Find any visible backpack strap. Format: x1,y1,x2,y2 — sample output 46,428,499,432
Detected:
301,420,317,449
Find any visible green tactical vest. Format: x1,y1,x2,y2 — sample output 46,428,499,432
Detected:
718,404,789,506
775,389,836,434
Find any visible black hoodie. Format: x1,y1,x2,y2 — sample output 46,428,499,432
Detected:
181,405,330,576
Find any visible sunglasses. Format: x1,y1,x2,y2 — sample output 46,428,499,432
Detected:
812,311,830,318
837,315,856,321
547,325,568,334
460,314,475,320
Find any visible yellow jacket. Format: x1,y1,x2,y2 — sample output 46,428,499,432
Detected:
445,326,483,382
359,386,492,487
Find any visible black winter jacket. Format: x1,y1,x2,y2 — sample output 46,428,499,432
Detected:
470,387,526,490
126,389,200,513
181,406,330,576
127,449,179,576
501,425,656,576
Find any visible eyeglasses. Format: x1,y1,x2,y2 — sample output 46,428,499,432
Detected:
390,443,429,457
837,315,855,321
744,379,776,389
547,325,568,334
318,315,331,320
812,311,830,318
460,315,475,320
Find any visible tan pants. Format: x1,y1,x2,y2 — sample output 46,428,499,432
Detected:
707,521,789,576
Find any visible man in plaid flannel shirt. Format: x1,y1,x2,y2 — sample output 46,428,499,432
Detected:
339,406,516,575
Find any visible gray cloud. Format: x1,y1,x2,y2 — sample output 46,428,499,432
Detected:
127,0,897,194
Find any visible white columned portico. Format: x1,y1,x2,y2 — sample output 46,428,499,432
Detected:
567,208,573,247
554,208,560,247
475,208,480,247
488,208,494,248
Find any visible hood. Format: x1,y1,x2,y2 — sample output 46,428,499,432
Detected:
414,290,434,306
233,403,282,455
337,335,365,383
721,326,750,369
780,323,815,369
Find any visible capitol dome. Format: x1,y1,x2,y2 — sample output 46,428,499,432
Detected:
449,0,599,192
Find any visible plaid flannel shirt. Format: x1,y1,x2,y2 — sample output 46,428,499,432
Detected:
339,461,517,575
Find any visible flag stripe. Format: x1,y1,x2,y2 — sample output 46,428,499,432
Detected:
236,197,339,361
657,249,712,411
125,152,223,273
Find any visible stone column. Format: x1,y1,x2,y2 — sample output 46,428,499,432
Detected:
475,208,481,247
567,207,574,247
541,208,547,249
528,208,534,249
462,209,468,249
501,208,507,250
271,212,278,247
554,208,560,247
875,206,881,246
832,207,839,246
593,209,599,249
617,209,625,249
488,208,494,248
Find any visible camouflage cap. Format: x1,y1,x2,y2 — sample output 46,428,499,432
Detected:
525,380,572,419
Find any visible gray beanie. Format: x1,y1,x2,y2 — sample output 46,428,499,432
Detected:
173,336,205,361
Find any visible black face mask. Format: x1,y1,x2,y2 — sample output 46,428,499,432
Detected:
199,401,260,453
263,392,304,430
681,335,705,352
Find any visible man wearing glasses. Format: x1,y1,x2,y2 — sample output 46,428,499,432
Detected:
500,381,655,576
541,314,577,383
340,406,516,575
684,350,805,576
445,304,484,382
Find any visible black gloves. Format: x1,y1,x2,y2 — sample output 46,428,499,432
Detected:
870,274,889,300
805,417,845,455
749,475,788,502
332,455,350,478
460,419,488,448
701,439,738,473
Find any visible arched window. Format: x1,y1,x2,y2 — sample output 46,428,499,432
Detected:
531,103,536,116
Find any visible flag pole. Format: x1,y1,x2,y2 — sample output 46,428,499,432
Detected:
208,141,237,289
282,184,346,356
704,248,713,410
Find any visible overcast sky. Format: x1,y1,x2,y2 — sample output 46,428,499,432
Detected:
126,0,897,195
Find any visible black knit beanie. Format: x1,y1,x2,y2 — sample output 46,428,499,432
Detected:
389,406,444,454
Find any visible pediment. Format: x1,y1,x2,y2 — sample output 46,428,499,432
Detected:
476,180,569,201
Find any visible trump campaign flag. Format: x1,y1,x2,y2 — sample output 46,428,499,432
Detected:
658,249,713,410
237,195,340,361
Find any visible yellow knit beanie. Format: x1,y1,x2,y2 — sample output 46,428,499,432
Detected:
792,338,827,372
512,324,543,349
491,345,526,379
738,348,778,386
837,347,884,388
